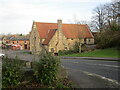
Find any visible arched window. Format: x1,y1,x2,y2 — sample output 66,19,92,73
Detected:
65,47,68,50
51,48,54,52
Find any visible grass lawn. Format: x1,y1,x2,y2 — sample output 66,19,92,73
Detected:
65,47,119,58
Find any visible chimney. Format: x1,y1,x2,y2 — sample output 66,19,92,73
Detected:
57,19,62,31
57,19,62,23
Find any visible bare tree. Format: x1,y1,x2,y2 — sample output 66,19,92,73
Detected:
92,1,120,32
92,4,107,32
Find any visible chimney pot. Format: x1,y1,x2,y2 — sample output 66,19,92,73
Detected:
57,19,62,23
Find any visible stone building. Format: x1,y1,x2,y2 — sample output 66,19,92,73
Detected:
30,20,94,54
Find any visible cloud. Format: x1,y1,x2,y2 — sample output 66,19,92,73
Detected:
0,0,112,34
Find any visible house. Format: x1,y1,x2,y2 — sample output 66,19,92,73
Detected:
9,35,30,50
0,37,2,48
1,34,30,50
30,20,94,54
2,35,13,44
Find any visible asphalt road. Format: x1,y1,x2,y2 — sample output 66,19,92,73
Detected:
1,49,120,88
61,59,120,88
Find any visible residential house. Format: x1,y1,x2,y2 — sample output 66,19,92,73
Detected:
30,20,94,54
10,35,30,50
2,35,13,44
0,37,2,48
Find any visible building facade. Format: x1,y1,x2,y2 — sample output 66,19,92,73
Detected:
1,35,30,50
9,36,30,50
30,20,94,54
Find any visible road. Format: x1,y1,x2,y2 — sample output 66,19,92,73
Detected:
61,59,120,88
1,49,120,88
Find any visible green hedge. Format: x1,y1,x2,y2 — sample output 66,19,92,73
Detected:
2,56,24,88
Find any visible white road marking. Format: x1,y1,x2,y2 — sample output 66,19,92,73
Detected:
66,67,120,87
85,63,119,68
81,70,120,86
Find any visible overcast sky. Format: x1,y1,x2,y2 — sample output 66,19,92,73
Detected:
0,0,112,34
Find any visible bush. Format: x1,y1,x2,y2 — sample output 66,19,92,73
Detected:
58,49,77,55
95,30,120,49
2,56,24,88
33,50,60,85
58,42,85,55
81,45,89,52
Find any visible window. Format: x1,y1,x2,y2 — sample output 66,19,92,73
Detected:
84,38,86,44
51,48,54,52
6,41,8,43
88,39,91,42
65,47,68,50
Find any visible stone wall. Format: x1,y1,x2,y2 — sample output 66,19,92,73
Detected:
30,22,43,54
48,20,69,53
30,20,94,54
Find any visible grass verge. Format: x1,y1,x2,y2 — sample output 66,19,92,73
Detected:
64,47,119,58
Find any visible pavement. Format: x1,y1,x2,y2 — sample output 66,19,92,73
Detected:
2,49,38,62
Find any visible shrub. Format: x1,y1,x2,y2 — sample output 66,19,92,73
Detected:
95,30,120,49
58,42,85,55
2,56,24,88
81,45,89,52
33,50,60,85
58,49,77,55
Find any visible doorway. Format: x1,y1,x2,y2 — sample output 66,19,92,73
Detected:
24,44,27,49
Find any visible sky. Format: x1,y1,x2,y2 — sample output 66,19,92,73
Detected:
0,0,112,34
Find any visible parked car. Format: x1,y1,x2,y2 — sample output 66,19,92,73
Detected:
0,53,5,57
11,44,21,50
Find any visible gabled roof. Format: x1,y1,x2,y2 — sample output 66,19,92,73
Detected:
35,22,57,39
42,29,57,45
35,21,94,45
10,36,29,41
62,24,93,38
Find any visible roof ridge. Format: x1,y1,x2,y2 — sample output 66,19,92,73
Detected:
35,21,87,25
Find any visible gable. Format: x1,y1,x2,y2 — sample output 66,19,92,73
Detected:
42,29,57,45
35,22,57,39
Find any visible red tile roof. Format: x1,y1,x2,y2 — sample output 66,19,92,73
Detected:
35,22,57,39
35,22,93,45
62,24,93,38
42,29,57,45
